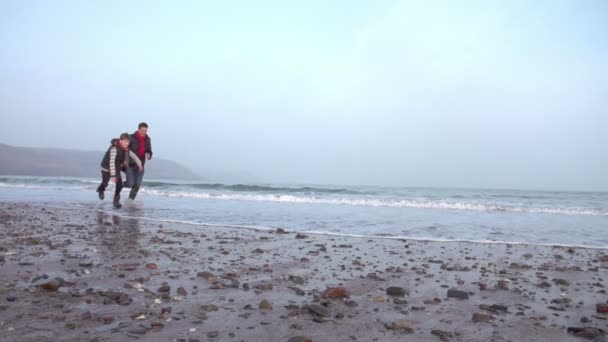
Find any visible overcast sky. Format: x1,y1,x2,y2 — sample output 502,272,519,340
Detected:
0,0,606,190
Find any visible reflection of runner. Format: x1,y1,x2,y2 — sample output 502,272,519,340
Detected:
97,134,142,209
126,122,153,201
95,210,141,259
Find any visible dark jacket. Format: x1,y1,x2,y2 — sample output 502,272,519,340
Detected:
129,132,152,166
100,141,129,177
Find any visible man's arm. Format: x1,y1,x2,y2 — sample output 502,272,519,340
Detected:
146,136,153,160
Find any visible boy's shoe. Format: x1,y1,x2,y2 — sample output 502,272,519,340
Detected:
97,190,104,200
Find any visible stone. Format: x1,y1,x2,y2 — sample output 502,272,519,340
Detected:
127,325,148,335
197,271,215,280
431,330,454,341
322,287,349,299
255,283,273,291
259,299,273,310
386,286,406,297
596,304,608,314
386,320,414,334
34,279,60,292
553,278,570,286
289,276,307,285
345,300,358,307
447,289,469,300
287,337,312,342
374,296,385,302
80,311,92,320
472,313,493,323
567,327,605,340
145,263,158,269
308,304,330,317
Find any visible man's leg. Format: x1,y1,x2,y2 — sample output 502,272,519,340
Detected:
97,171,109,200
124,166,136,188
113,174,123,209
129,168,144,200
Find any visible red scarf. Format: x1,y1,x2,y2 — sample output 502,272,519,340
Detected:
136,132,146,158
116,141,129,152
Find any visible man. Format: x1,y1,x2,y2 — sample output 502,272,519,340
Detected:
126,122,153,201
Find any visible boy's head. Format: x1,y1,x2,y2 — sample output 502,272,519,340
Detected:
138,122,148,137
119,133,130,147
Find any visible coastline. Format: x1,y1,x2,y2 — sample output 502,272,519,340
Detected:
0,202,606,341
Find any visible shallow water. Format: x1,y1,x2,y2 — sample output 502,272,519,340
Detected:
1,175,607,247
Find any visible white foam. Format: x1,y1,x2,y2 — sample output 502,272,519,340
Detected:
139,189,608,216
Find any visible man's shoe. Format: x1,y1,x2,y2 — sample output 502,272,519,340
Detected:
113,195,122,209
97,190,104,200
129,188,138,200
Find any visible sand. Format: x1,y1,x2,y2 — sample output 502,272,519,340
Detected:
0,202,606,342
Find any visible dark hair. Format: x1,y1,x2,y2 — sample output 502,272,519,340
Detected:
119,133,130,140
138,122,148,129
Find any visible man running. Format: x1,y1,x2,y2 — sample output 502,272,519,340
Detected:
126,122,153,201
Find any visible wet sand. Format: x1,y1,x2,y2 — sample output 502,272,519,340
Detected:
0,202,607,342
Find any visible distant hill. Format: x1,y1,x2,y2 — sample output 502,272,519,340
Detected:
0,143,202,180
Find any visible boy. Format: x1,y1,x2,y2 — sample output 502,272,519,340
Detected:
96,133,143,209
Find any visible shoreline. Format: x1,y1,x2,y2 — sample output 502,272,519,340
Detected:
23,202,608,250
1,201,607,341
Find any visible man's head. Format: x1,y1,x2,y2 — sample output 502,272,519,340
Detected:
119,133,130,148
138,122,148,137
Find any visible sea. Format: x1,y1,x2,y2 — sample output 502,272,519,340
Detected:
0,175,606,248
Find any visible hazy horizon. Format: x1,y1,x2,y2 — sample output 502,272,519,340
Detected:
1,1,607,191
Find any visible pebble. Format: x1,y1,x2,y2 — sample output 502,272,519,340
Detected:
259,299,273,310
177,287,188,296
127,325,148,335
255,283,273,291
158,285,171,293
472,312,493,323
447,289,469,300
431,330,454,342
34,279,60,292
596,304,608,314
386,286,406,297
322,287,348,299
145,263,158,270
287,337,312,342
308,304,330,317
567,327,606,339
385,319,414,334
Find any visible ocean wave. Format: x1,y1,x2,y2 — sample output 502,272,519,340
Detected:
0,177,98,186
144,182,361,194
139,189,608,216
0,177,360,195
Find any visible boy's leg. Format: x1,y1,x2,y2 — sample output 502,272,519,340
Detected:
113,174,123,209
97,171,109,200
